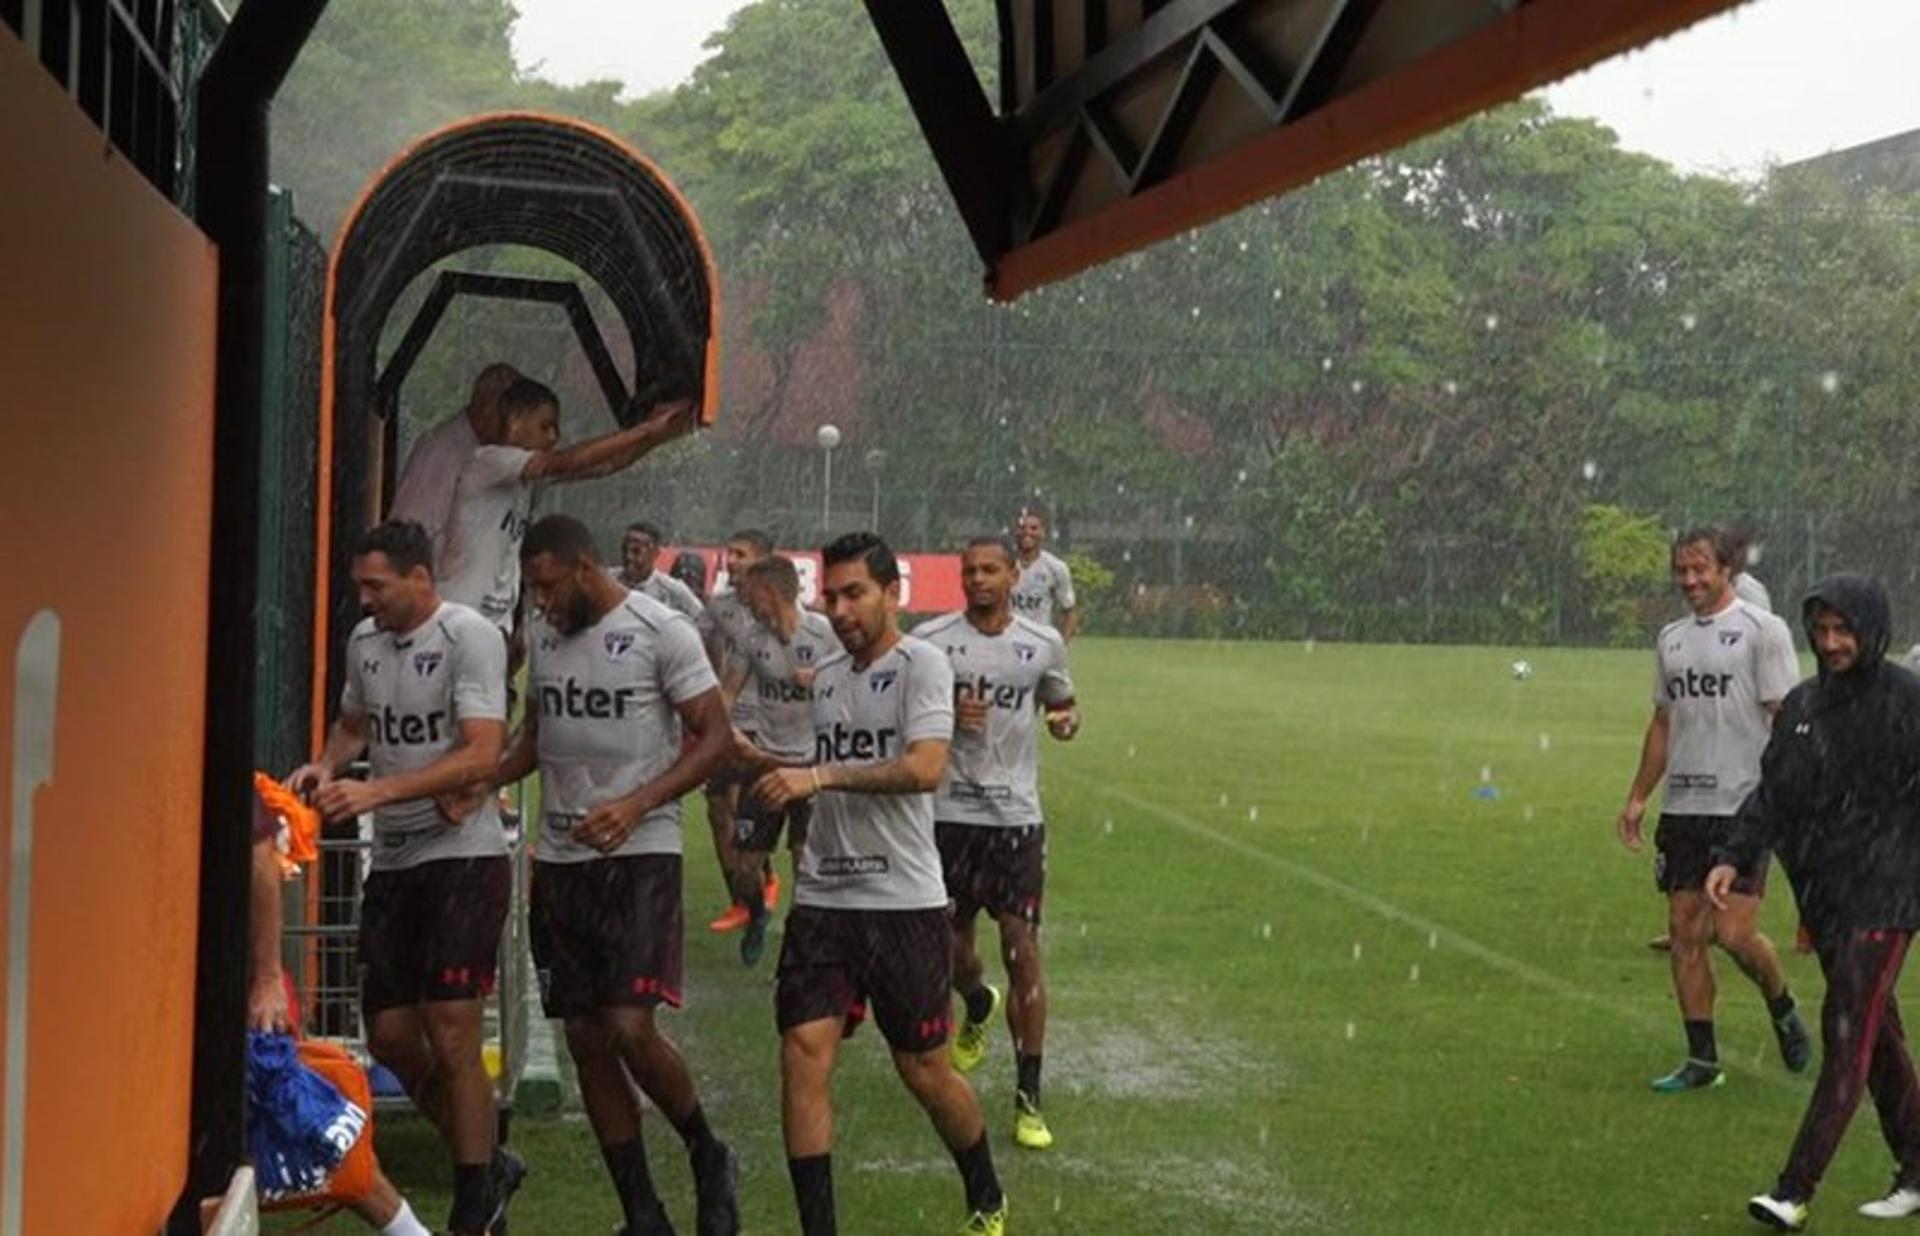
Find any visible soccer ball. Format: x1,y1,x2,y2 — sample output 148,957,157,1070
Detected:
1510,659,1534,681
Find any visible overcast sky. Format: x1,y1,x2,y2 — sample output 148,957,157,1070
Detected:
511,0,1920,178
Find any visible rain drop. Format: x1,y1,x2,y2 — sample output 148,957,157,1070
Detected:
1270,287,1283,300
1523,805,1536,822
1054,1196,1063,1214
1320,356,1333,371
1479,765,1493,783
1259,1125,1270,1148
1237,240,1249,252
1236,468,1249,484
1538,733,1552,751
1218,792,1229,808
1351,941,1363,962
1102,819,1114,835
1681,312,1698,332
1260,922,1273,940
1484,313,1500,331
1126,744,1137,758
1409,964,1421,983
1248,806,1259,821
1190,305,1202,319
1428,931,1439,950
1581,459,1599,481
1304,638,1317,654
1183,513,1196,529
1443,379,1459,396
1820,370,1841,394
1345,1021,1357,1041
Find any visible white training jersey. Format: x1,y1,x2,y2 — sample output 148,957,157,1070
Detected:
698,589,762,729
1733,572,1773,613
387,412,479,571
527,592,718,864
340,602,508,871
919,612,1074,828
1651,596,1800,817
1010,550,1076,631
619,568,705,623
740,609,840,762
796,635,954,912
437,445,535,632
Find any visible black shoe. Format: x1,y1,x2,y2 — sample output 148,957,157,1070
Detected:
1775,1007,1813,1074
740,906,770,968
693,1142,742,1236
615,1198,678,1236
487,1146,529,1234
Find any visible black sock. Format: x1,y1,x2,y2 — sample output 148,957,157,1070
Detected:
1685,1019,1719,1064
961,984,995,1024
449,1162,494,1234
1768,989,1797,1021
670,1103,722,1162
950,1132,1003,1215
600,1140,659,1226
1016,1053,1043,1103
788,1154,836,1236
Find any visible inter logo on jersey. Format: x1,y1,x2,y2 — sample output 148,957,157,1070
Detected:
870,670,898,694
604,631,636,661
412,650,443,678
1719,629,1744,647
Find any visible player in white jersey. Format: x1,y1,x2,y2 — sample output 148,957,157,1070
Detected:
616,519,706,621
1009,509,1077,641
698,529,777,934
747,533,1008,1236
490,516,741,1236
1618,526,1810,1093
919,536,1079,1152
721,555,840,966
388,362,519,570
287,521,520,1236
436,377,696,634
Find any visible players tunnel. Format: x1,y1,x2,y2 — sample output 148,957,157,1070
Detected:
316,110,722,731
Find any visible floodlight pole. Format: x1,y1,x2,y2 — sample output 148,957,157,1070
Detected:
818,423,842,535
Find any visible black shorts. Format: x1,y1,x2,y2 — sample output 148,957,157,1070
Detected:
937,822,1046,925
735,790,812,853
775,905,953,1053
1655,814,1768,896
530,856,684,1019
359,856,511,1014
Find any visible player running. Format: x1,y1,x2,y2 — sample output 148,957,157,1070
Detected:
749,532,1009,1236
721,555,839,967
698,530,777,934
1009,509,1077,641
289,521,520,1236
491,515,741,1235
918,536,1079,1152
436,377,695,635
1617,526,1810,1093
616,520,706,622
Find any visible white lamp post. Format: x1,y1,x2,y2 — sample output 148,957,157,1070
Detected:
817,423,841,534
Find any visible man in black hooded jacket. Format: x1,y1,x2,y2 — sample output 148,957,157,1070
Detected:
1707,574,1920,1231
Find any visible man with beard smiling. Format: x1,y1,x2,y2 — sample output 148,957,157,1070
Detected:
494,514,741,1235
1710,575,1920,1231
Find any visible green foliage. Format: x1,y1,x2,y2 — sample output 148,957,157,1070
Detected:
1575,504,1671,647
1060,550,1115,627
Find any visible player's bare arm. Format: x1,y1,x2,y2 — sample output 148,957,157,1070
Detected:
522,399,697,483
314,716,506,823
1618,706,1669,850
1058,606,1079,643
575,687,730,852
248,835,291,1033
289,711,371,797
755,737,951,810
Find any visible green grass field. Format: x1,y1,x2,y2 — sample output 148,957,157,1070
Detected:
272,636,1912,1234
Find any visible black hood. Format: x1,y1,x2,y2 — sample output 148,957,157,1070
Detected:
1802,573,1892,682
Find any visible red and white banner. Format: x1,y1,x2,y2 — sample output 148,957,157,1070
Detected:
664,548,964,614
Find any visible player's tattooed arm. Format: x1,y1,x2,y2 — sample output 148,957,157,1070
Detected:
754,738,952,808
289,711,370,799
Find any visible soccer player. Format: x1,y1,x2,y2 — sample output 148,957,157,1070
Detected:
1616,526,1810,1093
1009,509,1077,642
722,555,839,966
492,515,741,1236
616,520,706,621
1708,576,1920,1231
289,521,519,1236
699,529,776,933
917,536,1078,1151
388,362,519,569
436,377,696,634
748,532,1008,1236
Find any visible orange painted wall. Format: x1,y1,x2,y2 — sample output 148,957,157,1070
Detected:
0,28,218,1233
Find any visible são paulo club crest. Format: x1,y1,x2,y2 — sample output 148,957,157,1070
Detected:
1719,629,1744,647
870,670,898,694
412,650,443,677
604,631,636,661
1013,642,1037,663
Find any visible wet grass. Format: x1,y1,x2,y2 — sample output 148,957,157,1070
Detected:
274,636,1904,1234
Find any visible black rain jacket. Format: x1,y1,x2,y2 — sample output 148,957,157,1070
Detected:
1715,574,1920,936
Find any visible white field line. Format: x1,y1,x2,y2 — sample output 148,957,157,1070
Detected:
1059,768,1800,1091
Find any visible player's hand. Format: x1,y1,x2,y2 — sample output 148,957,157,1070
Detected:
754,767,817,811
1046,706,1080,741
435,782,491,826
731,727,769,769
1617,798,1647,852
1703,864,1737,911
639,398,699,445
576,796,648,854
955,695,989,734
288,761,331,801
248,971,292,1034
792,666,817,690
315,777,386,823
